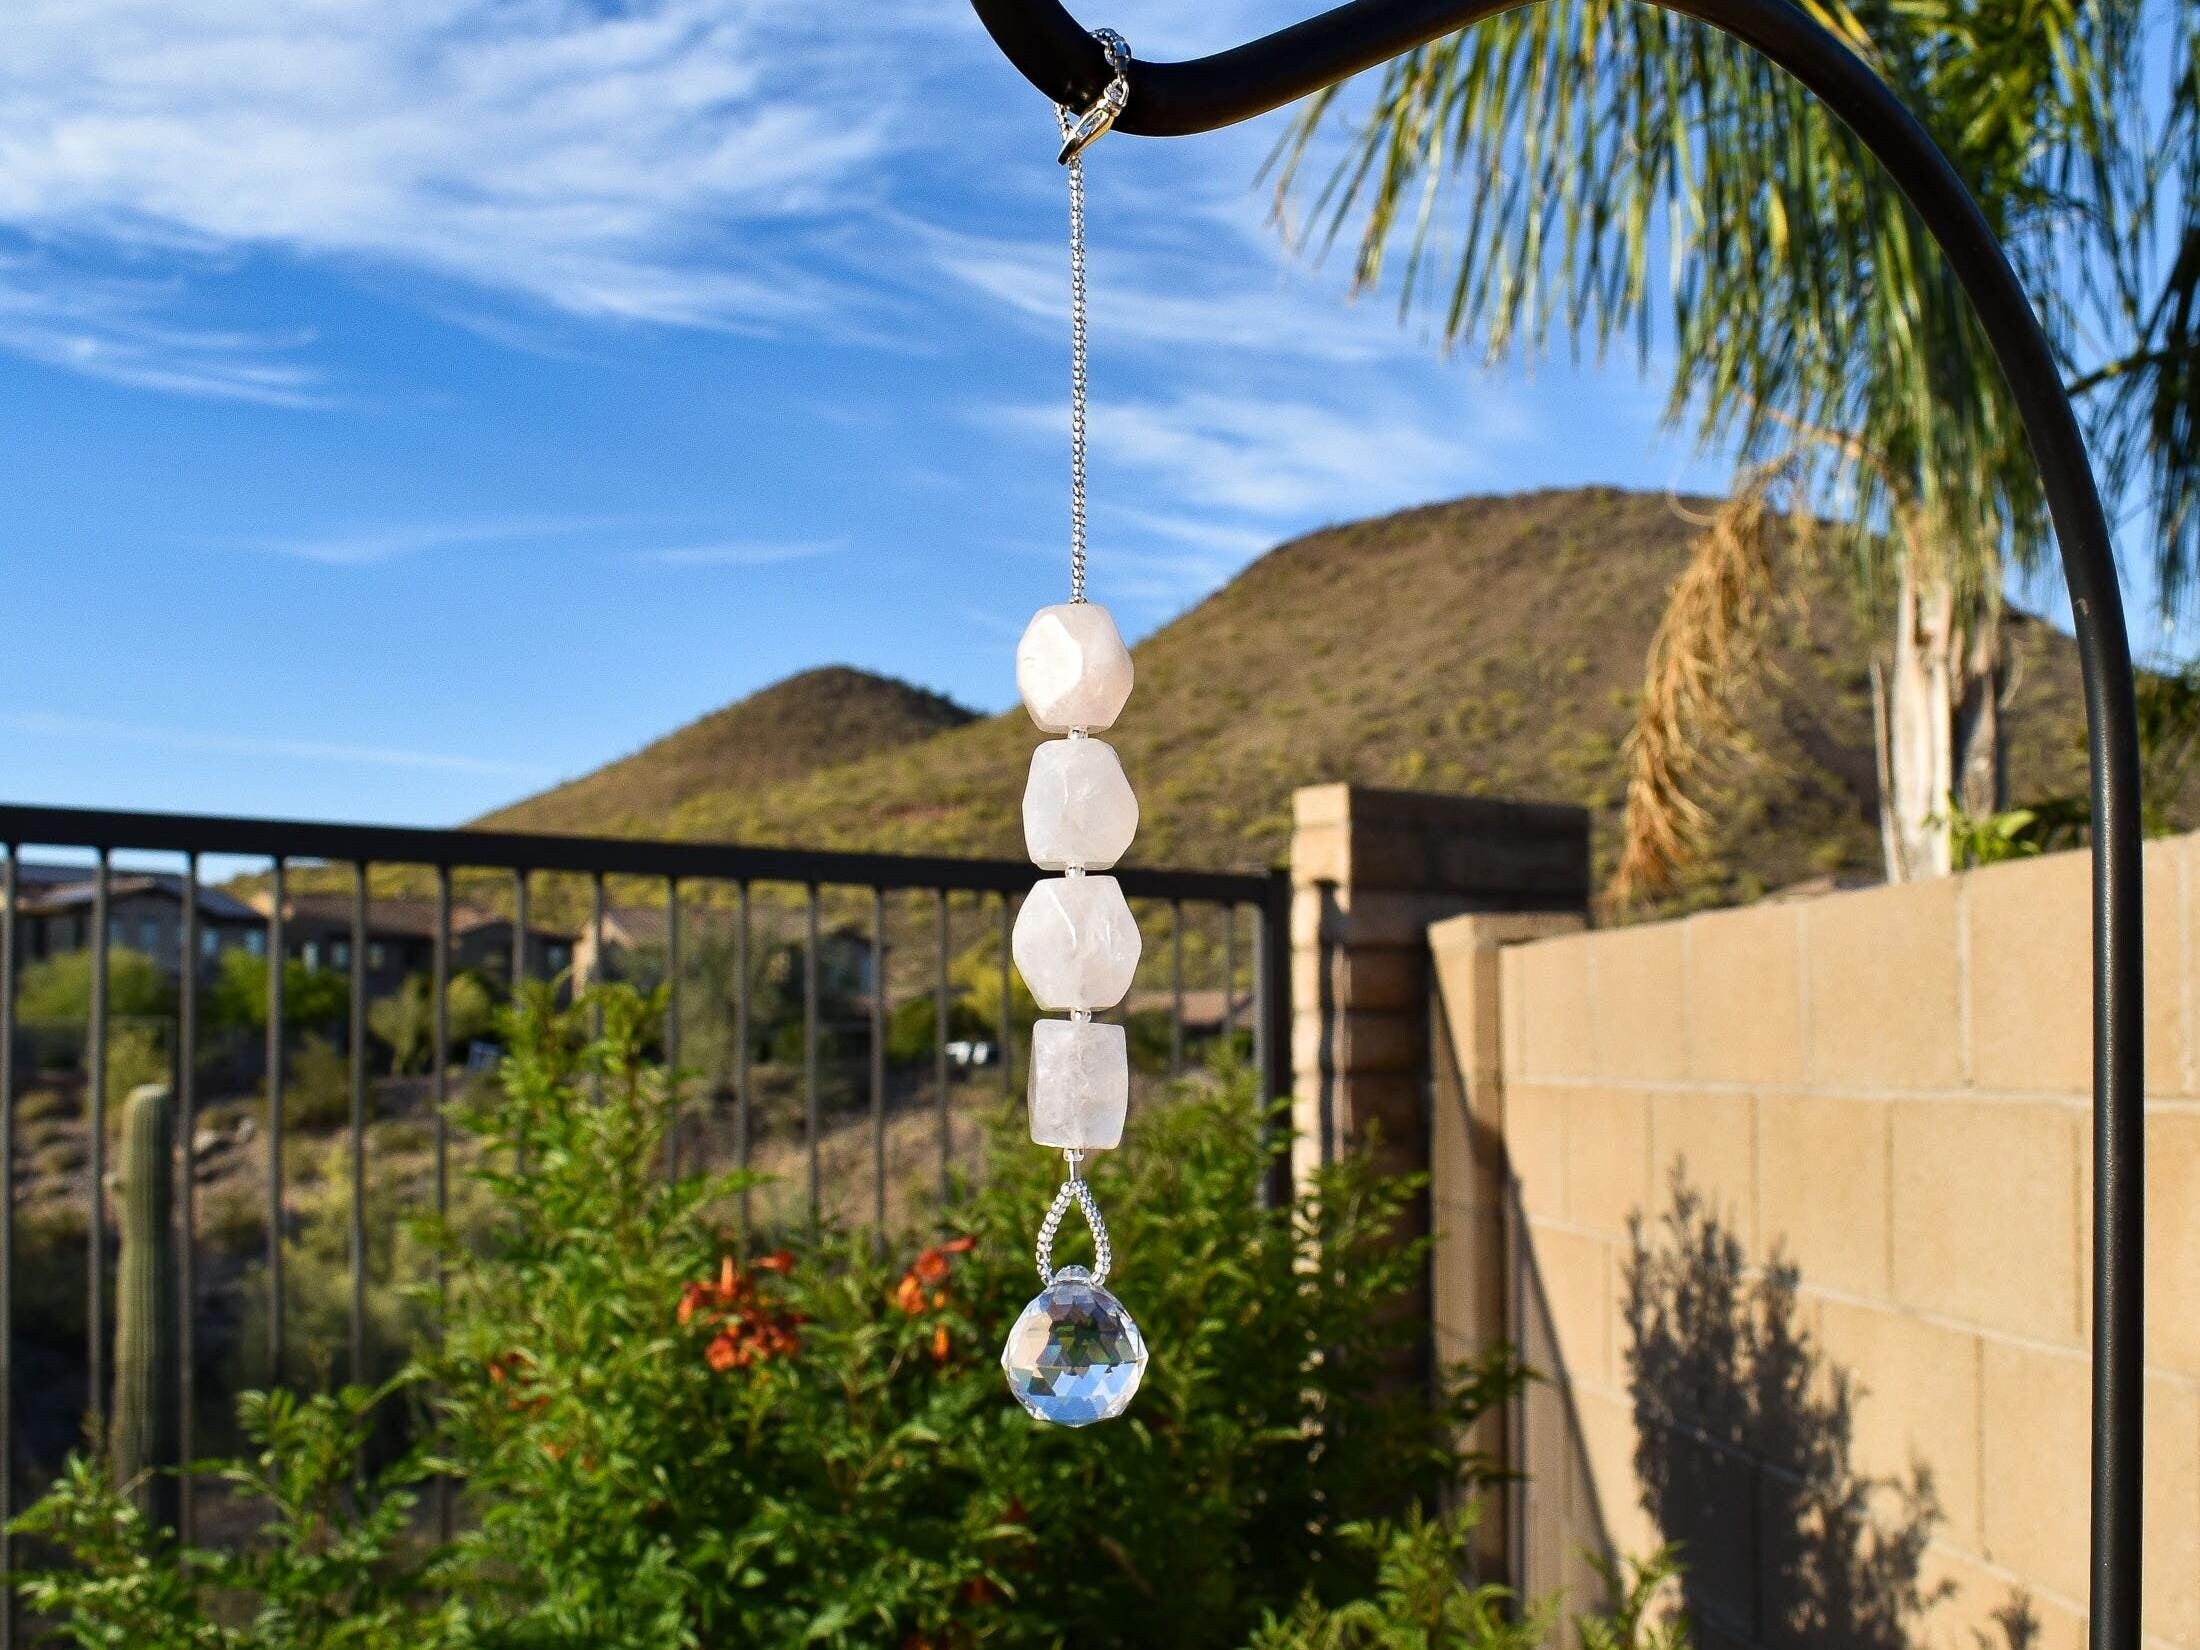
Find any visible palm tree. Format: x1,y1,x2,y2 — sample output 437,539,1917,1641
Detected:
1271,0,2200,895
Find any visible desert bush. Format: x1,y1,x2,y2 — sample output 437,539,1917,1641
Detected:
284,1034,352,1131
369,970,495,1074
884,991,991,1066
16,948,171,1030
102,1027,171,1107
227,1137,437,1410
15,1087,71,1125
206,950,348,1037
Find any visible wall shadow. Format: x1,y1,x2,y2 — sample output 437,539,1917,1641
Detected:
1620,1167,2035,1650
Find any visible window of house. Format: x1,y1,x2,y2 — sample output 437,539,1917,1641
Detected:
302,941,321,969
202,928,220,957
368,943,387,970
245,930,266,957
331,941,350,968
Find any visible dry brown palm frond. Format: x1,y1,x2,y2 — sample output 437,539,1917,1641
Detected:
1608,467,1787,909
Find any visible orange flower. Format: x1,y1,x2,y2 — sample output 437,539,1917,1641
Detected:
912,1250,951,1286
931,1323,952,1364
894,1234,976,1324
680,1252,803,1371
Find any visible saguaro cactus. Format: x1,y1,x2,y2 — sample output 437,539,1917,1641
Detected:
109,1080,178,1527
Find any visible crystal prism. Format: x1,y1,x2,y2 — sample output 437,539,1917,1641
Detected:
1000,1265,1147,1426
1016,604,1134,734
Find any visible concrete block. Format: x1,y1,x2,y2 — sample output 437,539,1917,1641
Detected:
1684,900,1804,1085
1891,1099,2080,1344
1805,878,1963,1090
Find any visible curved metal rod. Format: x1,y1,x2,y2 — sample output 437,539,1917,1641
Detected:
966,1,2146,1644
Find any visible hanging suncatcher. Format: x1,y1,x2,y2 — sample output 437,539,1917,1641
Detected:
997,27,1150,1428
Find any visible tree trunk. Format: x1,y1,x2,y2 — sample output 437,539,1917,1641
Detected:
1876,552,2006,883
1882,557,1957,881
1953,601,2007,820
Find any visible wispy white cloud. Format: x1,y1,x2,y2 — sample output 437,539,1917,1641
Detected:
0,250,325,403
922,220,1414,367
1111,508,1276,561
238,512,657,566
990,385,1536,521
0,0,956,390
958,606,1029,640
2,710,551,780
638,539,841,567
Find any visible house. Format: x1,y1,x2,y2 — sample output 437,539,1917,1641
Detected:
16,866,265,975
574,903,882,1008
246,892,573,996
1121,987,1253,1035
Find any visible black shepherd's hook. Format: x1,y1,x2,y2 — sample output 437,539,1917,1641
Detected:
962,1,2148,1643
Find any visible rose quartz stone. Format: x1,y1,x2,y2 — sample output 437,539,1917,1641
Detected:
1023,737,1139,871
1012,874,1141,1010
1029,1018,1128,1150
1016,603,1134,734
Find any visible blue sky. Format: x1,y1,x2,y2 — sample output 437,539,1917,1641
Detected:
0,0,2163,829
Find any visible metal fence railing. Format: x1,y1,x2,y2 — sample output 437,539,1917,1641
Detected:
0,801,1289,1622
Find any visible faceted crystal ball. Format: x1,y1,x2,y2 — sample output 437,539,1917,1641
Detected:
1000,1265,1147,1426
1023,737,1139,871
1016,603,1135,734
1012,875,1141,1010
1029,1018,1128,1149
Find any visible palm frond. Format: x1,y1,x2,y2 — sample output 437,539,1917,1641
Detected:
1610,473,1784,907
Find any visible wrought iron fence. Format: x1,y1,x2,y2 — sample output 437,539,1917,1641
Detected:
0,801,1288,1625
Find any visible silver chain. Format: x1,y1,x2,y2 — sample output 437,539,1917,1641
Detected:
1028,33,1130,1293
1053,28,1128,607
1035,1150,1112,1286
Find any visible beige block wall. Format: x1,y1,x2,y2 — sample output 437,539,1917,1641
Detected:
1432,835,2200,1650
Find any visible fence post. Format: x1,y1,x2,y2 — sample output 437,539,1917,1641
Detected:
1286,786,1589,1364
1256,867,1293,1210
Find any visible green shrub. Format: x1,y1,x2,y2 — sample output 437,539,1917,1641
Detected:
884,990,991,1066
369,970,495,1074
13,986,1688,1649
206,949,348,1037
13,1381,468,1650
227,1137,432,1406
16,948,172,1028
435,984,1461,1648
103,1026,171,1106
1250,1509,1545,1649
1126,1006,1175,1074
285,1034,352,1131
1251,1512,1687,1649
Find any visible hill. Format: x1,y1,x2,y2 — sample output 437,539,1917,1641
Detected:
479,666,977,837
473,488,2099,906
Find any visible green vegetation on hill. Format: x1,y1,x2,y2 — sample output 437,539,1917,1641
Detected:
480,664,976,837
472,488,2101,908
